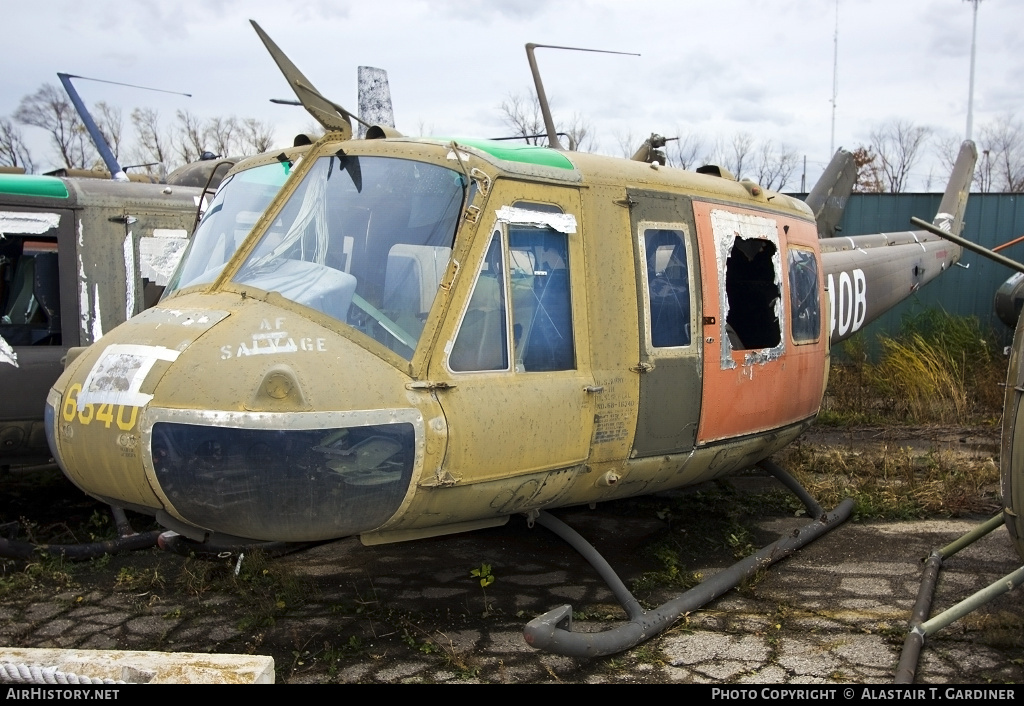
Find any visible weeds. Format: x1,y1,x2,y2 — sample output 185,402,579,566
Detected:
0,553,76,597
632,541,703,595
114,566,165,591
469,563,496,617
825,311,1004,425
961,610,1024,648
319,636,366,677
170,550,313,631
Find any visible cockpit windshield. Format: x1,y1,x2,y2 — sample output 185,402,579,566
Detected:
165,160,293,296
233,155,465,360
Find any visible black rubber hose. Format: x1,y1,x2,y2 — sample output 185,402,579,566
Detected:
0,531,160,561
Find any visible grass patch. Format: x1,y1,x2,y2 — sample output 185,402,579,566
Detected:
776,442,1000,520
170,549,314,630
962,610,1024,649
0,554,76,598
627,485,779,599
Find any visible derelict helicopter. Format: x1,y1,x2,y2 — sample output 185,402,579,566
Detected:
44,22,977,656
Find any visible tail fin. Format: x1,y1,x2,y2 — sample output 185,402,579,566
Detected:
356,67,395,138
933,140,977,236
806,148,856,239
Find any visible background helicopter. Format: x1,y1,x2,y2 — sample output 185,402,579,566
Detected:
44,23,975,654
0,63,397,471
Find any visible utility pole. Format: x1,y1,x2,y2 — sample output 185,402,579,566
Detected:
829,0,839,156
965,0,982,141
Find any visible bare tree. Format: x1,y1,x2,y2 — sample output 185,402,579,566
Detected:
173,109,206,165
975,148,996,193
14,83,94,168
499,92,546,145
708,132,754,179
561,113,593,152
978,114,1024,192
613,128,638,158
851,146,884,193
206,116,239,157
129,107,171,179
869,119,931,192
411,120,433,138
497,90,593,151
0,117,35,172
754,139,798,191
240,118,275,153
94,101,124,160
666,131,706,171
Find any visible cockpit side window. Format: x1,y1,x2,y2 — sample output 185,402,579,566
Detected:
166,161,292,296
725,236,781,350
788,247,820,344
512,201,563,214
449,231,508,372
510,226,574,371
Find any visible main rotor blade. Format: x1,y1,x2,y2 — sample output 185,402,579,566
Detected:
250,20,353,139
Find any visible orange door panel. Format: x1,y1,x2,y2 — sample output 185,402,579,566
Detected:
694,201,826,443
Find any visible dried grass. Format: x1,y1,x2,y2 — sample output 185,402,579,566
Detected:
777,442,1000,520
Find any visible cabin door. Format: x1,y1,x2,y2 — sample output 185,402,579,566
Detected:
431,197,595,485
693,201,826,443
629,190,703,458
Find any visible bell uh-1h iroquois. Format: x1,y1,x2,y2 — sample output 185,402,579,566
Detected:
44,22,977,655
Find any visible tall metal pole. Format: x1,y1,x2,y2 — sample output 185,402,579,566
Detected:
829,0,839,156
965,0,981,141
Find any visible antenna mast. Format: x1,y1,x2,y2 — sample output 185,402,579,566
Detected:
525,43,639,150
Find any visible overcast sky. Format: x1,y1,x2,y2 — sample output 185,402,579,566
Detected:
3,0,1021,190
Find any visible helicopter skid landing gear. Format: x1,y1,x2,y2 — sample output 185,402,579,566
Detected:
523,460,854,658
894,513,1024,684
0,502,159,561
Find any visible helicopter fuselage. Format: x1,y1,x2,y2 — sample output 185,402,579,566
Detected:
45,135,965,544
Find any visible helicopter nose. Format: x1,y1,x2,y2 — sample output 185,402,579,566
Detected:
45,300,429,542
144,408,422,541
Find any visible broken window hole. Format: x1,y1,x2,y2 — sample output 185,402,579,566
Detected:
724,236,780,350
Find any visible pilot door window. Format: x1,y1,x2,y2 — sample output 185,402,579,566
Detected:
0,236,61,346
643,228,692,348
449,225,575,373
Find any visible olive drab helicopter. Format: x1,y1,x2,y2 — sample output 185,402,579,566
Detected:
45,21,978,656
